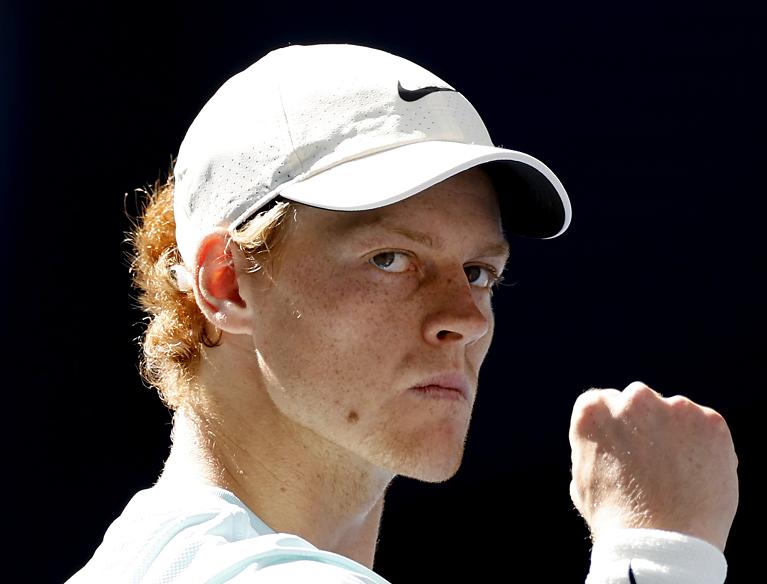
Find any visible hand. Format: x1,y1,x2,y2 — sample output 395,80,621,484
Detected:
568,381,738,552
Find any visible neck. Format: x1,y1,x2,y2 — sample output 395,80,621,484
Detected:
160,399,394,568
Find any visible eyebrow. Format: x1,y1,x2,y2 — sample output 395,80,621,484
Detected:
390,226,510,260
333,213,510,260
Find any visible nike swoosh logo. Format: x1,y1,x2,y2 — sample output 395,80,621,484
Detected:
628,561,637,584
397,81,456,102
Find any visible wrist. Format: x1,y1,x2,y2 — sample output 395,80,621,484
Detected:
587,528,727,584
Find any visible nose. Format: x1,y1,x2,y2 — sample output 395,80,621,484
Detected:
422,273,492,346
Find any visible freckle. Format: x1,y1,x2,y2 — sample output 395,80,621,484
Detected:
347,410,359,424
280,486,287,493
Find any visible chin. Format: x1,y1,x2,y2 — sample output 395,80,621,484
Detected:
406,458,464,484
365,413,471,482
389,439,467,483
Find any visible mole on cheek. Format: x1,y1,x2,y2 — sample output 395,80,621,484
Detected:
346,410,359,424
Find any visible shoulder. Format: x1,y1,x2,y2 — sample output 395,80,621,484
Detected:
224,558,388,583
66,483,391,584
187,535,391,583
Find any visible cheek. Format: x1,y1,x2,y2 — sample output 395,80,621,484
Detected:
253,276,415,433
289,260,415,334
252,264,415,390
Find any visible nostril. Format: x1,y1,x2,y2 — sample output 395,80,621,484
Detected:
436,330,461,341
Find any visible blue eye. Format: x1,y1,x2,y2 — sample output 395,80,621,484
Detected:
465,265,500,289
370,251,412,273
370,253,501,289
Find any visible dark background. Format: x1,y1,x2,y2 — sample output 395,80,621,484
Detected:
4,1,763,582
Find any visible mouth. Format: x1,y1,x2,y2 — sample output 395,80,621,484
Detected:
409,373,471,401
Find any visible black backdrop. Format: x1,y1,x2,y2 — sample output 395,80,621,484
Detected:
4,1,764,582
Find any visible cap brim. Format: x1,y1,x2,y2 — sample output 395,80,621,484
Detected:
275,140,571,239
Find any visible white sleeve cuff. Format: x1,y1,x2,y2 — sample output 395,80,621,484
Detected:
585,528,727,584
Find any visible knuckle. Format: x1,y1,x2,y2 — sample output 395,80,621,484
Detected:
702,405,726,423
708,411,735,444
572,399,606,428
574,388,617,418
622,381,660,407
571,389,617,439
575,387,604,405
624,380,651,393
666,394,694,409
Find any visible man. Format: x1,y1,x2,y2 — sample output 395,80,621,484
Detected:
67,43,738,583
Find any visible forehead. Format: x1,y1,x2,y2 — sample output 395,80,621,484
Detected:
282,171,509,262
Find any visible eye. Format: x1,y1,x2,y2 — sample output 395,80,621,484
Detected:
369,251,413,273
464,265,501,289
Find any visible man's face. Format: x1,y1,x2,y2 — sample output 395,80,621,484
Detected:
238,167,508,482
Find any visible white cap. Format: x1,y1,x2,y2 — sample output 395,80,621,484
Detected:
174,43,572,267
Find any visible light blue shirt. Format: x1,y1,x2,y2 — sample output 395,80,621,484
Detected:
66,483,392,583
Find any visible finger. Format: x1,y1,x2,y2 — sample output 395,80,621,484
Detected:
572,387,622,415
569,387,621,443
623,380,663,399
617,381,668,416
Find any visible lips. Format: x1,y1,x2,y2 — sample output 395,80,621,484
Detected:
409,373,471,401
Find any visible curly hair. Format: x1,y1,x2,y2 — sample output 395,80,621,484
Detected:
127,171,293,409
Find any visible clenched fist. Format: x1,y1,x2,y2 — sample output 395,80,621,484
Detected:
569,381,738,552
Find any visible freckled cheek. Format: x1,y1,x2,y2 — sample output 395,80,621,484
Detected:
266,271,416,380
311,281,414,352
297,268,412,322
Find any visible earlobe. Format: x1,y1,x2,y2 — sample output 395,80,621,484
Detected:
194,232,251,335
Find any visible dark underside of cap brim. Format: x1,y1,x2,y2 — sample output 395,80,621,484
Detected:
483,160,567,239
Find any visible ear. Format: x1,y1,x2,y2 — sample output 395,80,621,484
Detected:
193,231,251,335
